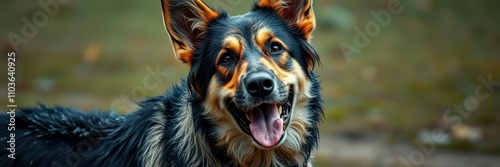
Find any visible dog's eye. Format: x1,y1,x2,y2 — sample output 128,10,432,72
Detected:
219,53,235,65
270,42,283,53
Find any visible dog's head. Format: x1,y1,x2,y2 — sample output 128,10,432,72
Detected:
161,0,321,165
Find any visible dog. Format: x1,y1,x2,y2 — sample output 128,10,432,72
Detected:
0,0,322,166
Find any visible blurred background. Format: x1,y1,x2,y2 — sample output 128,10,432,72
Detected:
1,0,500,166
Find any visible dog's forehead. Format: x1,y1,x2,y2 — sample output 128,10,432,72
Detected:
226,12,268,31
210,11,288,41
200,10,302,68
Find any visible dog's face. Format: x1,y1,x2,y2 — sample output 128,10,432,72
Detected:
162,0,319,164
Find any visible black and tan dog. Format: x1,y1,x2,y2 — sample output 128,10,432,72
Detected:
0,0,322,166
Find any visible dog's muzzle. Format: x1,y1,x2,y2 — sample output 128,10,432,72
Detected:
227,71,294,148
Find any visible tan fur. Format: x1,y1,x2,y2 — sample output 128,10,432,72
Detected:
223,61,248,91
278,52,290,67
222,36,244,57
255,28,273,48
255,28,289,52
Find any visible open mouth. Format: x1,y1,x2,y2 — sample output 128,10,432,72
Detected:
226,87,294,148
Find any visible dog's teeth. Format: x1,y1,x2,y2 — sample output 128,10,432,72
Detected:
246,113,251,122
278,105,282,115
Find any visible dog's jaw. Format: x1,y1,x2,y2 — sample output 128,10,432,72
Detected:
226,85,295,149
217,93,313,167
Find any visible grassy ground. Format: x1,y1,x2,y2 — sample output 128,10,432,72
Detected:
1,0,500,166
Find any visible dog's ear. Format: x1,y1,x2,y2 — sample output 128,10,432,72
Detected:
161,0,219,66
256,0,315,40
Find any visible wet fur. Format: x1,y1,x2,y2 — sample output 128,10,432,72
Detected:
0,0,322,166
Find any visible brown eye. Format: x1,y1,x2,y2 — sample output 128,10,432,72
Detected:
222,55,232,63
219,53,235,65
270,42,283,53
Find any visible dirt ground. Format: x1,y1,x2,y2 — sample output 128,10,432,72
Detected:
314,133,500,167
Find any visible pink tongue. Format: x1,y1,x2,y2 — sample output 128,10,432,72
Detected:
249,104,283,148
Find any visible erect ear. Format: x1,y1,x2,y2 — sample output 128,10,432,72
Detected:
256,0,315,40
161,0,219,66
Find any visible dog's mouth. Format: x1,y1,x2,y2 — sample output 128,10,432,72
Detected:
226,87,294,148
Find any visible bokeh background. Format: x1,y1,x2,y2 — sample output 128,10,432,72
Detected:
1,0,500,166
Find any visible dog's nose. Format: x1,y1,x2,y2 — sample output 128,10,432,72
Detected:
245,72,275,98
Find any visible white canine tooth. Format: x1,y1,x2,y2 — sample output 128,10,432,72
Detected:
278,105,282,115
246,113,251,122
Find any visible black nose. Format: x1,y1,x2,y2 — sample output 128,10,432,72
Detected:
245,72,275,98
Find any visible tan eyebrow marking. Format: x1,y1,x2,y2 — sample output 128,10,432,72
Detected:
255,27,272,48
215,36,243,66
255,27,289,53
223,36,243,56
